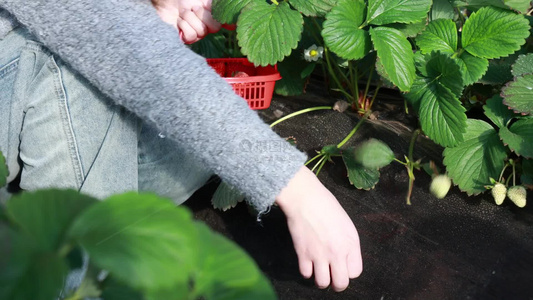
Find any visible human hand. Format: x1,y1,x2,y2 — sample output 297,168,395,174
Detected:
275,166,363,292
151,0,221,43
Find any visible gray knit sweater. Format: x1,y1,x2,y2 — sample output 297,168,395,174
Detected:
0,0,307,213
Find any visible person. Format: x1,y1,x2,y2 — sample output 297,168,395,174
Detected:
0,0,363,292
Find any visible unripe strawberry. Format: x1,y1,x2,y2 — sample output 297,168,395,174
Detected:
507,186,527,208
491,183,507,205
430,174,452,199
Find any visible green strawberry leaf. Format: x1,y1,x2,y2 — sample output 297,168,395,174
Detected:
512,53,533,77
369,26,415,91
190,32,228,58
417,81,467,147
387,18,427,38
275,50,310,96
431,0,456,20
322,0,371,60
192,223,276,300
451,0,509,10
100,279,144,300
424,51,464,96
353,139,395,169
211,181,245,211
6,189,97,252
455,52,489,86
212,0,252,24
501,73,533,114
342,148,380,190
521,158,533,185
413,51,428,75
462,7,530,59
479,55,516,85
403,76,430,112
443,119,509,195
484,95,519,128
69,193,197,291
416,19,458,55
366,0,432,25
499,118,533,158
0,151,7,188
289,0,338,17
0,229,69,300
503,0,531,13
375,57,396,89
320,145,342,156
237,1,303,66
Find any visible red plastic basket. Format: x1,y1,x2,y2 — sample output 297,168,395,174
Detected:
207,58,281,110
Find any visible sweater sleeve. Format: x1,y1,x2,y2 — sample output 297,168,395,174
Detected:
0,0,307,213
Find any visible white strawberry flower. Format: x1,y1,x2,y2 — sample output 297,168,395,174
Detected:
304,44,324,62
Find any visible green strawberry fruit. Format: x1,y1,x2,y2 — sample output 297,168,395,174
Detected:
430,174,452,199
491,183,507,205
507,185,527,208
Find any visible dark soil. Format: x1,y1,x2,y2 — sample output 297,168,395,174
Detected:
185,86,533,300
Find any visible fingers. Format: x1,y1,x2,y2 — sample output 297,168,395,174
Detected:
177,17,198,44
194,6,222,33
330,258,350,292
179,7,207,41
313,261,331,289
347,248,363,279
298,257,313,279
178,6,221,43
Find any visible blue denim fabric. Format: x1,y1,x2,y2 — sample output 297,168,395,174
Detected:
0,27,212,204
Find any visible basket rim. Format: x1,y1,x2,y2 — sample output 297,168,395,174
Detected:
223,73,281,83
206,57,281,82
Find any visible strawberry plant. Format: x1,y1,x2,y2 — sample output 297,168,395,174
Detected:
207,0,532,207
0,151,276,300
443,51,533,205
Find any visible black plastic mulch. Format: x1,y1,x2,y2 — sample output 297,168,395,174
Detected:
186,90,533,300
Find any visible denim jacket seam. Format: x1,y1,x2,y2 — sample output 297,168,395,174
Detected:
0,57,19,79
48,55,86,187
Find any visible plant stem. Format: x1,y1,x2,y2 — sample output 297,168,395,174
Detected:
336,111,371,148
306,153,324,166
324,47,346,96
309,18,352,100
368,83,381,109
498,163,509,183
271,0,279,5
349,61,359,107
408,129,420,161
312,155,327,172
270,106,332,128
315,156,328,176
362,68,373,101
405,129,421,205
394,158,407,166
452,48,465,59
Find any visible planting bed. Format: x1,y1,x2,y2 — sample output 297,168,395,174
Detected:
186,87,533,299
